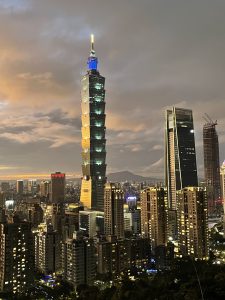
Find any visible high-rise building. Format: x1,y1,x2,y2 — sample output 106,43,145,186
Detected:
104,183,124,239
62,232,96,288
16,180,24,195
40,181,50,198
177,187,209,259
34,224,61,274
140,187,167,251
50,172,65,203
203,120,221,213
80,35,106,211
124,208,141,235
165,107,198,210
0,219,34,294
27,179,37,195
96,235,151,277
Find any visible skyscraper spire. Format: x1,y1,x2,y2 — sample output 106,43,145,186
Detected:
90,34,95,56
88,34,98,70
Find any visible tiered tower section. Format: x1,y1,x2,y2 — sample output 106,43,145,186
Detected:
80,35,106,211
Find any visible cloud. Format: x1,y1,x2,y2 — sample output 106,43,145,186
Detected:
152,144,163,151
0,0,224,177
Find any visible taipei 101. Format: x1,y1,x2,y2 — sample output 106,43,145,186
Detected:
0,1,225,299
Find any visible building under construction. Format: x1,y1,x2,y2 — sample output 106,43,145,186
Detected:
203,115,221,215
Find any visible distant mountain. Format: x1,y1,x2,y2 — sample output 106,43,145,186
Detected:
107,170,162,183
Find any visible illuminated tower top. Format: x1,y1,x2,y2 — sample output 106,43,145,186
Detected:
87,34,98,71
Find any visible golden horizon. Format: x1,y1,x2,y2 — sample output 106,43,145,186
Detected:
0,173,82,180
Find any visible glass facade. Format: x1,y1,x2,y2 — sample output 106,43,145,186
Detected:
165,107,198,210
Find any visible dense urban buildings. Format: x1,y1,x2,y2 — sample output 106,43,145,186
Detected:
177,187,209,259
104,183,124,239
203,119,221,214
0,33,220,298
80,35,107,211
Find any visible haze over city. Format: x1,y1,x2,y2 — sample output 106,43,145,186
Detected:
0,0,225,179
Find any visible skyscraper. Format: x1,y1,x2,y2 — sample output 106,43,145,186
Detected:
62,233,96,288
104,183,124,239
203,119,221,213
34,224,61,274
177,187,209,259
140,187,167,251
0,219,34,294
165,107,198,210
40,181,50,198
50,172,65,203
80,35,106,211
16,180,24,195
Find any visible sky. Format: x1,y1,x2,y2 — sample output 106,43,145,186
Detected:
0,0,225,179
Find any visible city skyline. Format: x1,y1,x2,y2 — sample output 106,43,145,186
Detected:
0,0,225,179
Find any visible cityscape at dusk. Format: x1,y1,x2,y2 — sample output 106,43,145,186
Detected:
0,0,225,179
0,1,225,299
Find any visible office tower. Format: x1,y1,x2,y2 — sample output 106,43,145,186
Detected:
0,220,34,294
64,204,84,239
79,210,104,238
126,195,137,210
104,183,124,239
165,107,198,210
16,180,24,195
51,204,65,237
27,179,37,194
34,224,61,274
80,35,106,211
62,232,96,288
40,181,50,198
124,205,141,234
140,187,167,251
177,187,209,259
0,182,10,193
203,119,221,214
50,172,65,203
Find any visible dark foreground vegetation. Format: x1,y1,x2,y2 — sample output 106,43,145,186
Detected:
1,258,225,300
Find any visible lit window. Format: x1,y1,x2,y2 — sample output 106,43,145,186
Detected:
95,97,102,102
95,110,102,115
95,83,102,90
